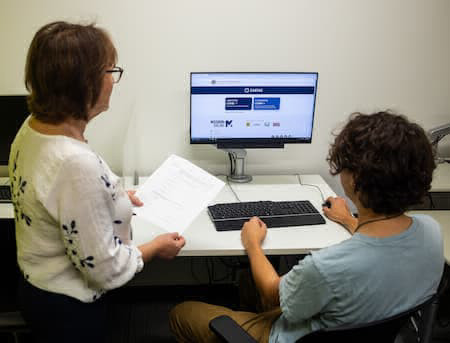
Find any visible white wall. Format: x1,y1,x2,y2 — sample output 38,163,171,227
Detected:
1,0,449,193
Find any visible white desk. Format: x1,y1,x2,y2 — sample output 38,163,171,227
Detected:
130,175,351,256
2,173,449,262
0,177,14,218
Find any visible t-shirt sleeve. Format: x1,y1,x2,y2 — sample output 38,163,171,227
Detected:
279,254,334,323
43,153,143,291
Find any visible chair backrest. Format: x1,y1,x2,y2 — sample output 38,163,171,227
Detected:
298,294,437,343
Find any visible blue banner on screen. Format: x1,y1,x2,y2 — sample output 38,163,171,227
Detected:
225,98,252,110
192,86,314,94
254,98,280,110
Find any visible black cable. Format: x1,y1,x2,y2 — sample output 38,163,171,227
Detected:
228,152,234,175
228,152,237,175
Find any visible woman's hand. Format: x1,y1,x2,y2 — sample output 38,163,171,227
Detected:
127,190,143,206
323,196,358,234
241,217,267,250
152,232,186,259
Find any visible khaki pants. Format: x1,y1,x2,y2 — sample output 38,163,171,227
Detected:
169,301,281,343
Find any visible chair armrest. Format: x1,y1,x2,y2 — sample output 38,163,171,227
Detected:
209,315,257,343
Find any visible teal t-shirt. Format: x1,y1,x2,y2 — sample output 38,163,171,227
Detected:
269,214,444,343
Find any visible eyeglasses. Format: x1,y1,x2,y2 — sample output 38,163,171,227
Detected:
106,66,124,83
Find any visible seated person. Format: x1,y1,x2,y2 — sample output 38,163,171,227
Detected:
169,111,444,342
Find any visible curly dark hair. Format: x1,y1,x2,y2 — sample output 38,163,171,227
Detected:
327,111,436,215
25,21,117,124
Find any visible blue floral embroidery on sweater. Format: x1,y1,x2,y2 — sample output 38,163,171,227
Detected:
62,220,95,269
11,151,32,226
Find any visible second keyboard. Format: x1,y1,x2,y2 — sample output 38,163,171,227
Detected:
0,185,11,203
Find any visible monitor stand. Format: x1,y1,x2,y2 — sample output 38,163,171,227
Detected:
221,149,252,183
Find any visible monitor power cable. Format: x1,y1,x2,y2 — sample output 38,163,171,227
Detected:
228,152,237,176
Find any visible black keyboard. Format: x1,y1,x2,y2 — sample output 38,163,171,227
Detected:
0,185,11,203
208,200,325,231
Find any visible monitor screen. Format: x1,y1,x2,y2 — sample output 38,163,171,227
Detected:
0,95,29,164
190,72,318,147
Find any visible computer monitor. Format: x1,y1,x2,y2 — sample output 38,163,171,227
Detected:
0,95,29,165
190,72,318,182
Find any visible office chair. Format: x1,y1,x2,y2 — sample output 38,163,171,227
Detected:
209,294,438,343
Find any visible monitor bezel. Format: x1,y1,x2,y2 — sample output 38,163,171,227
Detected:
0,95,29,164
189,72,318,148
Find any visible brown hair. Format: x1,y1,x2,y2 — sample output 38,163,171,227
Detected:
327,111,436,214
25,21,117,124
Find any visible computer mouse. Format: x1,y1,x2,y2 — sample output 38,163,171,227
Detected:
322,200,331,208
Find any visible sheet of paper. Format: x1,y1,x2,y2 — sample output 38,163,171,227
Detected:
134,154,225,234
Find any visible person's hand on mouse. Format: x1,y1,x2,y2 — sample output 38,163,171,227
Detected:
323,196,358,234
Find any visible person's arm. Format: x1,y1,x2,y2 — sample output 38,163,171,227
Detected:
279,254,334,323
44,155,144,290
241,217,280,310
138,232,185,262
323,196,358,234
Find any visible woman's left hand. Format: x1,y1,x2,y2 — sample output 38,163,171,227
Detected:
127,190,143,206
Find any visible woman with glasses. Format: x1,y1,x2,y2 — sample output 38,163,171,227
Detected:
9,21,185,343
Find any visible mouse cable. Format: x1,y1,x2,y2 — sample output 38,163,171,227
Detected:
296,174,325,203
227,179,241,202
215,174,241,202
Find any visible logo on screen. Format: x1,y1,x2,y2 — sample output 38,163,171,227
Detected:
225,120,233,127
210,120,225,127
